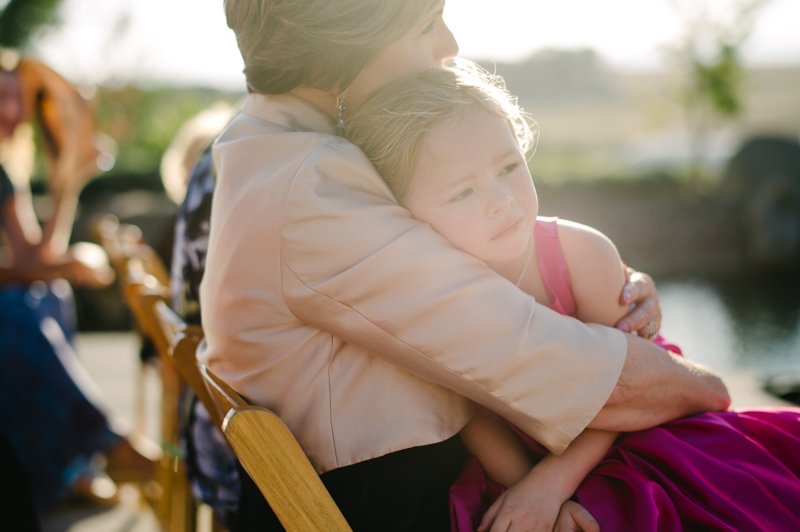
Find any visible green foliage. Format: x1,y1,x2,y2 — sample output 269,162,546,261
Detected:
91,86,242,182
668,0,773,123
26,85,242,187
690,43,742,117
0,0,64,49
665,0,773,179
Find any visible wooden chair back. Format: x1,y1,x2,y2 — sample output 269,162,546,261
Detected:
93,214,170,288
147,291,228,532
92,215,202,532
156,306,223,430
199,365,352,532
96,215,347,531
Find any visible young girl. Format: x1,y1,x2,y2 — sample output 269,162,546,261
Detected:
344,62,800,532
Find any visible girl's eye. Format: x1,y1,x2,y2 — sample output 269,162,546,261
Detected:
450,188,474,202
421,18,437,35
501,163,518,175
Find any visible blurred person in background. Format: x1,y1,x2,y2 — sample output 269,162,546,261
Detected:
0,52,158,512
169,111,240,526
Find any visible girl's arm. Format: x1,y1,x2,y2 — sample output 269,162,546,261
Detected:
460,406,534,488
479,220,632,532
479,429,617,532
555,219,631,328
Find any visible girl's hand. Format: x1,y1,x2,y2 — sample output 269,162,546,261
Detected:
615,267,661,340
553,501,600,532
477,478,564,532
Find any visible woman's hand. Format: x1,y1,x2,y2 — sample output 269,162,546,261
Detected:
62,243,114,288
615,267,661,340
477,475,565,532
553,501,600,532
62,258,114,288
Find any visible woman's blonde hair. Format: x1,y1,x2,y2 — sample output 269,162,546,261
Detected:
224,0,438,94
344,60,535,202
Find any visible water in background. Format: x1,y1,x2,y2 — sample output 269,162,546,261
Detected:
658,276,800,377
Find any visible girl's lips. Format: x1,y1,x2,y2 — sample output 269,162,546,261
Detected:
493,217,523,240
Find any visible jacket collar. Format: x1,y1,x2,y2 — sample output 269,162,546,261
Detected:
242,93,337,136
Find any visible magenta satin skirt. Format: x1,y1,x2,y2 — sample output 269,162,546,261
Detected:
451,407,800,532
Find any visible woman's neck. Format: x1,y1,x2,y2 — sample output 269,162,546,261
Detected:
289,87,339,121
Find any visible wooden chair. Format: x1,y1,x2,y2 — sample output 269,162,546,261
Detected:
92,215,209,532
96,215,348,531
92,214,169,433
93,214,170,289
146,293,229,532
127,281,196,532
200,364,352,532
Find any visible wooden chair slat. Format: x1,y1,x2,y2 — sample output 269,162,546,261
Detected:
223,407,352,532
201,362,353,532
199,364,244,424
92,215,200,532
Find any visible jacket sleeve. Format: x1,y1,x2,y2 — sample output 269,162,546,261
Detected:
279,142,627,454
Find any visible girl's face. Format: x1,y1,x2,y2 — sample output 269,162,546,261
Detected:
0,71,23,139
404,112,538,263
346,1,458,109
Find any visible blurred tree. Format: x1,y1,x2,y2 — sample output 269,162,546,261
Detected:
84,86,240,188
0,0,64,49
666,0,773,180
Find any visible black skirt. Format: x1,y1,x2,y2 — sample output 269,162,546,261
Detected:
230,433,470,532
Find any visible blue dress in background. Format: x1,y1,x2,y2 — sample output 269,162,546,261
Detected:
0,166,120,511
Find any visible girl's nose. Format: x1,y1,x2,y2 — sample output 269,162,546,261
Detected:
488,186,514,216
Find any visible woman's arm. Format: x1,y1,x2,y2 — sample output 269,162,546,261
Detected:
593,335,729,430
555,220,730,430
1,196,111,287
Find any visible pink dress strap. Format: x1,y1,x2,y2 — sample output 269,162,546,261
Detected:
533,217,576,317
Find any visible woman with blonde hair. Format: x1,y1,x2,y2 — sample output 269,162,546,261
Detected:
186,1,729,529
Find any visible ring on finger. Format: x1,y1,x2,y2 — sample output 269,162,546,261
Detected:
645,321,659,341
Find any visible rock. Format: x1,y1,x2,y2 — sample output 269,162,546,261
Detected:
722,137,800,273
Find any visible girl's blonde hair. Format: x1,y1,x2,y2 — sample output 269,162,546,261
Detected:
344,60,535,202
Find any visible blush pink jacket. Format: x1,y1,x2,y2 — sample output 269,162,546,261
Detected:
199,93,627,474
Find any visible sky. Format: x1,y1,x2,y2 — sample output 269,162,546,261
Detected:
27,0,800,90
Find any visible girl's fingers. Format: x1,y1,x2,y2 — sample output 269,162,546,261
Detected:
478,495,504,532
489,514,512,532
554,501,600,532
567,502,600,532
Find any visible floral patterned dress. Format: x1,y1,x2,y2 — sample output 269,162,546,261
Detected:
171,146,241,523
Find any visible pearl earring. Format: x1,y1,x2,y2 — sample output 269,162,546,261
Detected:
336,91,347,136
